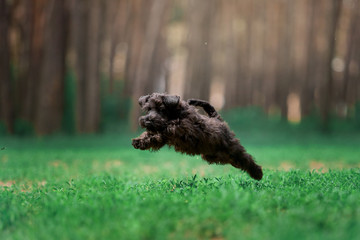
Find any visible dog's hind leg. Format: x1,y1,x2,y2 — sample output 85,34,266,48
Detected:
187,99,223,121
201,153,229,165
229,145,263,180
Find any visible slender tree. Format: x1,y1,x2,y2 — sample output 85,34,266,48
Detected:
72,0,105,133
321,0,342,131
222,0,238,109
275,0,294,119
183,0,215,101
123,0,151,97
34,0,68,135
301,0,319,116
108,0,129,93
19,0,46,125
342,0,359,105
0,0,14,133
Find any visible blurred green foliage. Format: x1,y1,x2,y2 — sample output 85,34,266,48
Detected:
100,76,131,133
355,102,360,129
62,70,76,134
13,119,34,136
0,122,7,136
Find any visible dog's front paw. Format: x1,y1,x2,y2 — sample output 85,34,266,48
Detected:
132,139,141,149
132,138,147,150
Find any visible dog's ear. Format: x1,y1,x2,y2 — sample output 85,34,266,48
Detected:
162,95,180,108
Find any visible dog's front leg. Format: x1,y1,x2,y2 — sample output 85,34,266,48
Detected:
132,131,166,151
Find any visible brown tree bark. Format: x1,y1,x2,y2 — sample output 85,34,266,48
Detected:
108,0,129,93
275,0,294,120
342,0,359,104
19,0,46,124
356,3,360,104
183,0,215,101
242,0,254,107
72,0,89,133
34,0,68,135
123,0,151,97
263,0,280,114
73,0,104,133
0,0,14,133
146,30,169,94
321,0,342,131
250,0,267,108
13,0,32,126
301,0,319,117
133,0,169,96
222,0,238,109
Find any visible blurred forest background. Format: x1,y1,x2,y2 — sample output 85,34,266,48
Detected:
1,0,360,136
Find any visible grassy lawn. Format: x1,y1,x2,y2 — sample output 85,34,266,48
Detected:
1,119,360,239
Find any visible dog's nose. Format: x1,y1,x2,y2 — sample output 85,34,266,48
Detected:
138,95,149,107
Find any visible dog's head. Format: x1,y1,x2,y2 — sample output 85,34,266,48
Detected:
138,93,181,132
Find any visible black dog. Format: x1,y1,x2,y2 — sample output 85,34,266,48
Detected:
132,93,263,180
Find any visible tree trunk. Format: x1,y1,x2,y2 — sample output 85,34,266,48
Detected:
301,0,318,117
342,0,359,105
321,0,342,131
183,0,215,101
242,0,254,107
275,0,294,120
108,0,129,93
146,31,169,94
34,0,68,135
222,0,237,109
73,0,104,133
20,0,46,124
15,0,32,126
0,0,14,133
263,0,280,114
123,0,151,97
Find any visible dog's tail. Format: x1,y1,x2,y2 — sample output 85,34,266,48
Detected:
187,99,223,121
230,146,263,180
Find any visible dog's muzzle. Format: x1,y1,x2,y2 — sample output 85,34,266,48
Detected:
138,95,150,107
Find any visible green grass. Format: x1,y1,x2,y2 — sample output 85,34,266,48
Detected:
1,171,359,240
1,118,360,239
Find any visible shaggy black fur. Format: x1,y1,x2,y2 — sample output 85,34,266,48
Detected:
132,93,263,180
